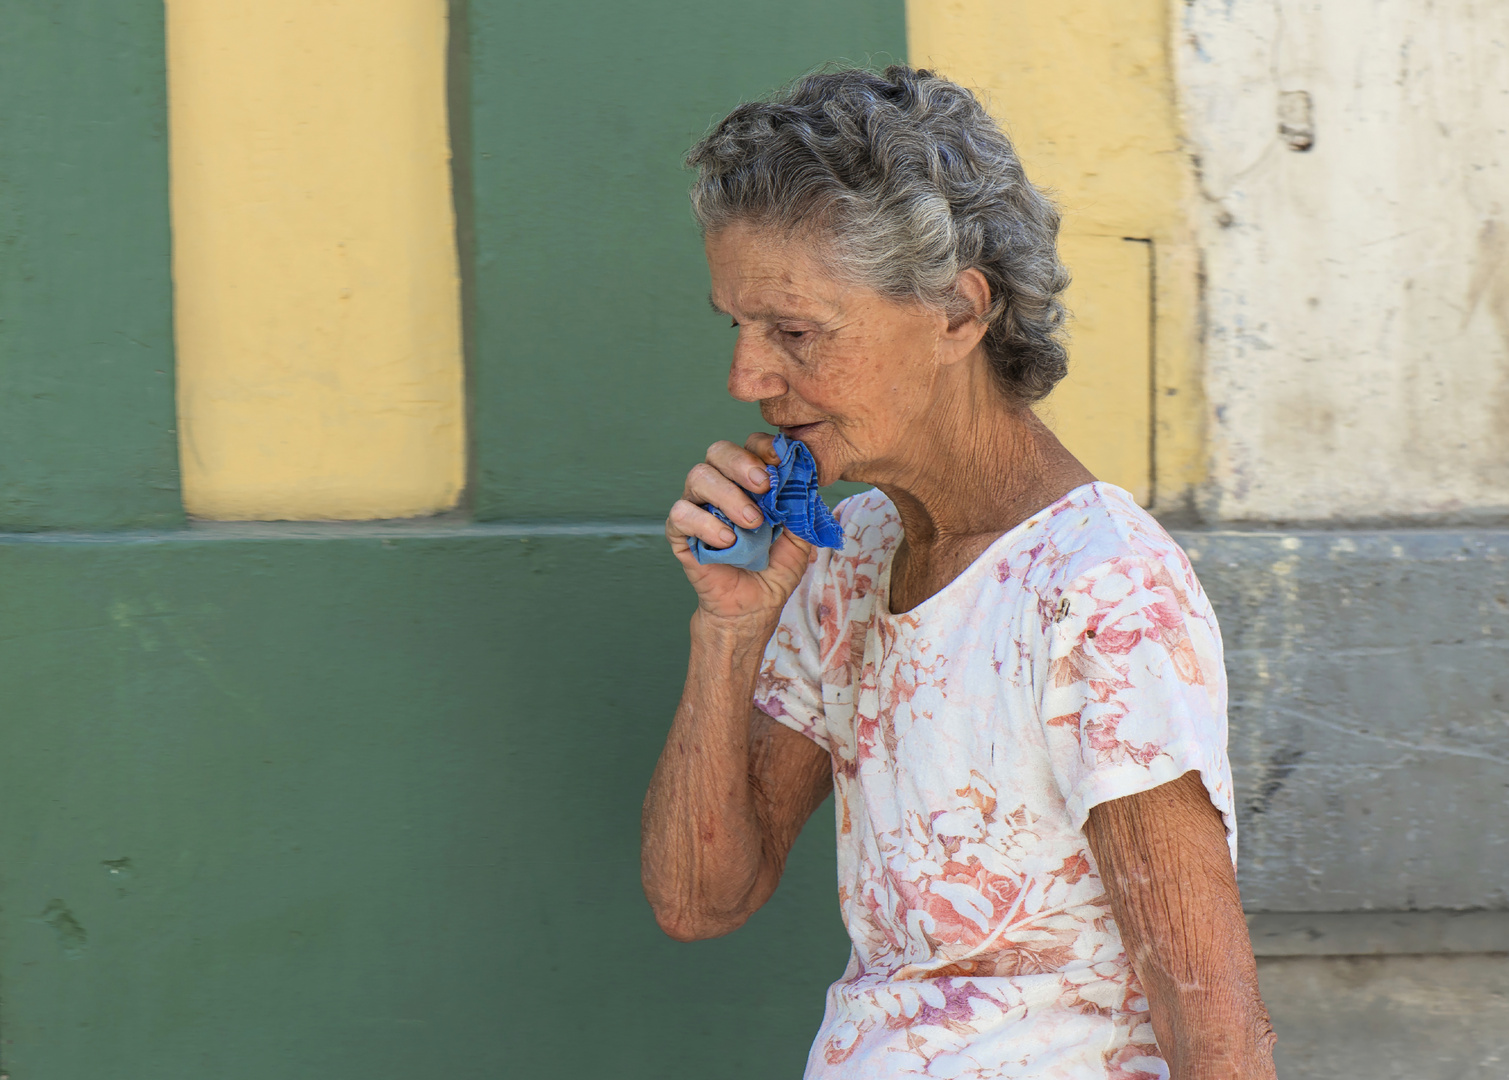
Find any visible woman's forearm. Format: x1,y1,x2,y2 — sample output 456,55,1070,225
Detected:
641,613,777,941
1085,771,1277,1080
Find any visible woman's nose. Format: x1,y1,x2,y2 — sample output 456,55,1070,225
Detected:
727,338,787,403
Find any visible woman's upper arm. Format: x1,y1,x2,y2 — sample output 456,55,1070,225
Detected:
748,706,833,874
1041,552,1236,847
1085,771,1276,1079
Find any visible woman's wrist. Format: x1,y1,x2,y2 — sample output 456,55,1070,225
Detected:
1162,997,1277,1080
689,607,780,660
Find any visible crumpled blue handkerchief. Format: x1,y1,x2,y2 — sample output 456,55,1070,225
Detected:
689,435,844,572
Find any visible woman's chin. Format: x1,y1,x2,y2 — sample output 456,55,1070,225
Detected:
809,447,848,489
779,424,838,483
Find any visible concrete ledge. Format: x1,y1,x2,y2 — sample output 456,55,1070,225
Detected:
1248,910,1509,956
1177,528,1509,911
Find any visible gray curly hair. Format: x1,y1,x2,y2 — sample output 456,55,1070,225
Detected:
687,65,1071,403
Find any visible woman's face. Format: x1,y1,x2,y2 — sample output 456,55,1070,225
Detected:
706,222,972,487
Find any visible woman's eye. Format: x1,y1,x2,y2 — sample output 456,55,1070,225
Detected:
780,329,809,340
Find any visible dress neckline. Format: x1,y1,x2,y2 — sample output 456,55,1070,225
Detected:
876,481,1112,622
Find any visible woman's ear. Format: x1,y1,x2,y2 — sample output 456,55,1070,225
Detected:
938,268,992,364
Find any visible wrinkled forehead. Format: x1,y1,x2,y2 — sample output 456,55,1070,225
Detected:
704,223,854,320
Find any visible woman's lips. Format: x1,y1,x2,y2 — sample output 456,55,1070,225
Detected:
778,421,824,439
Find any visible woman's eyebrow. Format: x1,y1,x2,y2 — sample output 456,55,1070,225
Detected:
709,290,825,322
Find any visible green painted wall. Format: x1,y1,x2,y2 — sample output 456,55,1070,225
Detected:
0,1,906,1073
0,1,182,531
0,532,845,1077
462,0,906,519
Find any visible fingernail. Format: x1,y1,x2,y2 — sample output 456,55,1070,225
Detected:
745,509,762,526
720,530,736,546
749,469,766,487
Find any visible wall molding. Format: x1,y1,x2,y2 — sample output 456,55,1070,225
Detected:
1248,911,1509,957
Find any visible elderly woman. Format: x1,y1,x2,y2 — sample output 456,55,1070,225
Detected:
641,67,1275,1080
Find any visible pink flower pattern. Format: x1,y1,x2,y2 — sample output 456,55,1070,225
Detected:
754,483,1235,1079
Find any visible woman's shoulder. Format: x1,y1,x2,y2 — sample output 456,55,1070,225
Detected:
1002,482,1202,596
778,490,896,645
790,489,899,616
829,487,903,563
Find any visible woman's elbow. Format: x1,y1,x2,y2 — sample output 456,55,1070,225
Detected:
644,883,754,942
651,903,749,942
642,858,768,941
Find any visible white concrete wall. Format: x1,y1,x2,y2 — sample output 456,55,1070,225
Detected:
1178,0,1509,523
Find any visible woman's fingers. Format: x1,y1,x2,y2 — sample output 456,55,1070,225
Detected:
705,439,772,494
683,462,764,529
744,432,781,468
667,498,739,550
666,433,786,574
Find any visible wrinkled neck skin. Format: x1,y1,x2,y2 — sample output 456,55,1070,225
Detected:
856,347,1093,612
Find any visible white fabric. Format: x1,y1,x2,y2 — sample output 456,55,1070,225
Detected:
754,483,1235,1080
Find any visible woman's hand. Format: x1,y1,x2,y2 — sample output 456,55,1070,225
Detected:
646,433,833,944
666,433,815,627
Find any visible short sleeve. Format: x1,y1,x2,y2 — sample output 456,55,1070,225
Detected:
753,555,832,752
1040,553,1238,861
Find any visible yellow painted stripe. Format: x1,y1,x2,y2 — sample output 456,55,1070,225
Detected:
907,0,1203,509
168,0,466,521
1047,233,1153,502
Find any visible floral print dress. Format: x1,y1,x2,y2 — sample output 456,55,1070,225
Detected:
753,483,1235,1080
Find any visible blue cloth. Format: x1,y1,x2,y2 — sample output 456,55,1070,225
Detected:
691,509,777,571
689,435,844,572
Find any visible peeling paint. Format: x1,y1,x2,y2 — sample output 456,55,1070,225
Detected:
1178,0,1509,521
36,900,88,959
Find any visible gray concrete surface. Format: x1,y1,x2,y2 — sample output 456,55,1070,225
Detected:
1259,954,1509,1079
1175,528,1509,912
1174,529,1508,1076
1248,910,1509,956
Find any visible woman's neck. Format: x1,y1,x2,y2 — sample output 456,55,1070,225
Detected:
868,368,1094,554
